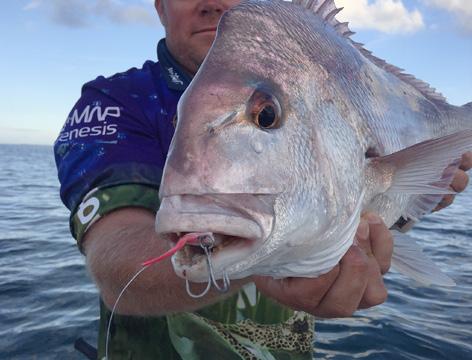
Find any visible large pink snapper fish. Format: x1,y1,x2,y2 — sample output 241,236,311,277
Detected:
155,0,472,287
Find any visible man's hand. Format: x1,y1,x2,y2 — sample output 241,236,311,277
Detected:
434,152,472,211
253,212,393,318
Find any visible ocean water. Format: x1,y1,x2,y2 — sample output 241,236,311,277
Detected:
0,143,471,359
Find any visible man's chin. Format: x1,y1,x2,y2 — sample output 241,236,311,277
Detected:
196,38,215,55
188,46,213,73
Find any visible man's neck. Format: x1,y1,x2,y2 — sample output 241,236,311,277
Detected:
157,39,193,91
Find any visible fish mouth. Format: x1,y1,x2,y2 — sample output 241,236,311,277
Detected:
155,194,275,282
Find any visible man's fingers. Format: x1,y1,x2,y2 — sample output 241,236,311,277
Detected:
358,263,388,309
365,213,393,275
279,271,339,311
434,163,469,212
354,213,389,308
434,193,456,212
460,151,472,171
350,213,390,310
434,152,472,212
314,246,369,318
253,268,339,313
451,169,469,193
355,217,371,253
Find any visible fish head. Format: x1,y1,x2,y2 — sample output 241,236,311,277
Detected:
156,0,365,282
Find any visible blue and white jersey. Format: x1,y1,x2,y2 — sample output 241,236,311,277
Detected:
54,39,191,243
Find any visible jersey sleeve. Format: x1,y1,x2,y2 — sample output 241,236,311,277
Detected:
54,78,166,249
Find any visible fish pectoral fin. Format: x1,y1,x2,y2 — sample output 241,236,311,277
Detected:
369,130,472,220
391,231,455,287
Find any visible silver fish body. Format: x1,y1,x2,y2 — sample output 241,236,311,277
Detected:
156,0,471,284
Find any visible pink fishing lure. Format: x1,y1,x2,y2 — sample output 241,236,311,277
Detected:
141,232,203,267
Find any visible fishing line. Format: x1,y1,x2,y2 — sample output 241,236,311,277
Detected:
105,265,150,360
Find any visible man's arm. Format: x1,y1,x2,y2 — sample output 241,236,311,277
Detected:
83,207,249,316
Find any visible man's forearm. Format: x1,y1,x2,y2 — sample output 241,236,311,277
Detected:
83,208,248,316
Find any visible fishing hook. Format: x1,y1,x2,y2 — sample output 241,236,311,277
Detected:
184,234,230,298
202,240,230,293
185,276,212,298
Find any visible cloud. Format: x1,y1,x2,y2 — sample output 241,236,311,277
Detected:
423,0,472,34
27,0,156,28
335,0,424,34
23,0,42,11
95,0,156,26
50,0,91,27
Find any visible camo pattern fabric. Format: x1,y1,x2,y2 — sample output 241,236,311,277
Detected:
167,311,314,360
99,283,315,359
70,184,160,251
165,284,314,359
98,290,314,360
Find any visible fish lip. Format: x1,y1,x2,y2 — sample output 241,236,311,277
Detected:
156,198,263,240
155,193,276,282
156,193,275,239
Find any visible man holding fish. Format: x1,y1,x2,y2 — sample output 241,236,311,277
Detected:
54,0,471,358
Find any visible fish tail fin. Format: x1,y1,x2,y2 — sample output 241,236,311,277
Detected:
391,231,455,287
369,130,472,222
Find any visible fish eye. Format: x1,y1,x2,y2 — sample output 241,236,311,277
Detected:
248,90,282,130
256,105,277,129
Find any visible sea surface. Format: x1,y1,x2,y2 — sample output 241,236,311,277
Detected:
0,143,471,359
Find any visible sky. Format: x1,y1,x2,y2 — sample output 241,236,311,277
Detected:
0,0,471,145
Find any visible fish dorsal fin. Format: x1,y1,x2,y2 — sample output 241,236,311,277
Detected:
291,0,447,104
292,0,345,30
